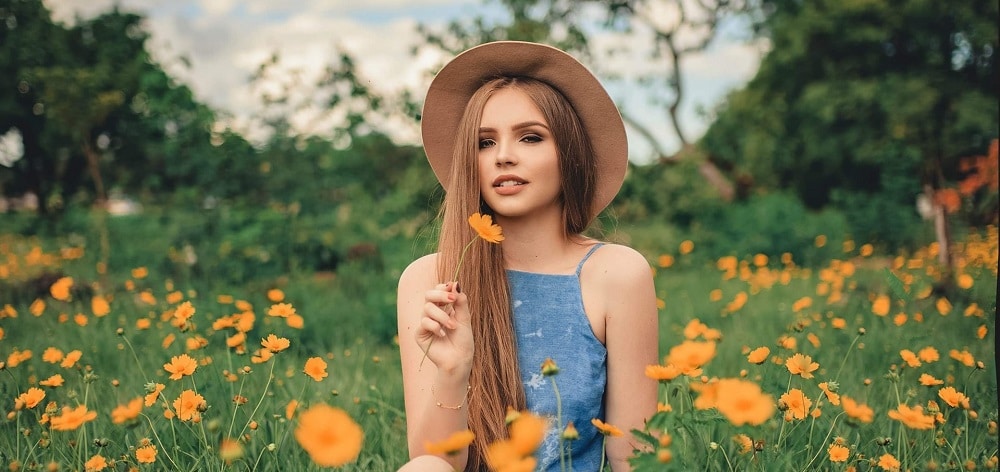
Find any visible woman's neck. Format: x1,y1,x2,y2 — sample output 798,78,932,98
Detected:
495,211,588,274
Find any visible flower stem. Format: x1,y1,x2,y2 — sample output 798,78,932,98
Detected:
419,238,476,370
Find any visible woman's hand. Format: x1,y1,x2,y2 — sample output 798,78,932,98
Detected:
415,282,474,376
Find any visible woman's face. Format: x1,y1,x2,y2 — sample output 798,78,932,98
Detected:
477,87,561,220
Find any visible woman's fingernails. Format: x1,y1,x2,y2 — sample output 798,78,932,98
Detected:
439,329,446,337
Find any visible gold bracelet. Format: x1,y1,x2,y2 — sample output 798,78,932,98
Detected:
431,384,471,410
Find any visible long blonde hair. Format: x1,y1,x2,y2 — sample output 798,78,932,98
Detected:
436,76,598,471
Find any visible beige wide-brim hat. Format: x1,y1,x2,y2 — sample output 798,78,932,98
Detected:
421,41,628,219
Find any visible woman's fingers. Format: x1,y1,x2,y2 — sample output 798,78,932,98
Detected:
418,316,445,338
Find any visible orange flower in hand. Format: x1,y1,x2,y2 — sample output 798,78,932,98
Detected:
468,213,504,243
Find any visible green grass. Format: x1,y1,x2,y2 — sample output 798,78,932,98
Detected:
0,221,996,471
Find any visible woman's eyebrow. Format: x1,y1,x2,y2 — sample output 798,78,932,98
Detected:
479,121,550,133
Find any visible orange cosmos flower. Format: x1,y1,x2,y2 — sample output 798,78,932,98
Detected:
268,303,296,318
692,379,720,410
871,294,890,316
173,390,206,422
40,374,65,387
785,353,819,379
135,445,157,464
50,405,98,431
918,346,940,363
878,453,901,471
468,213,506,243
111,397,144,424
261,334,290,353
91,296,110,317
287,314,305,329
145,383,165,406
841,396,874,423
747,346,770,364
714,378,775,426
683,319,721,341
173,301,195,322
163,354,197,380
899,349,921,367
780,388,812,420
645,364,682,382
818,382,841,406
294,403,364,467
42,347,64,364
830,318,846,329
938,387,970,409
591,418,623,437
887,404,936,430
509,412,547,455
15,388,45,410
920,373,943,386
949,349,975,367
131,267,148,279
425,430,475,456
286,399,298,420
267,289,285,302
85,454,107,472
50,277,73,301
679,240,694,254
219,438,245,464
60,349,82,368
30,299,45,316
304,357,328,381
935,297,952,315
828,444,849,463
733,434,752,454
665,340,717,376
250,348,273,364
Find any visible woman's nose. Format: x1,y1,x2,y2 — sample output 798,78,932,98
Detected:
495,139,517,167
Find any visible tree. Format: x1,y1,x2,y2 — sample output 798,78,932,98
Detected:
416,0,751,199
700,0,998,252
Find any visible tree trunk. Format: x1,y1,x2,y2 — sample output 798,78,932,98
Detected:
82,139,106,204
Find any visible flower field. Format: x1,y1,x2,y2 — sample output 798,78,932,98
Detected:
0,225,996,471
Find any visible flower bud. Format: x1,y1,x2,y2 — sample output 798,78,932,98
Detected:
561,422,579,441
541,358,560,376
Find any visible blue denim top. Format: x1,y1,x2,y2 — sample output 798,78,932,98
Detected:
509,243,607,472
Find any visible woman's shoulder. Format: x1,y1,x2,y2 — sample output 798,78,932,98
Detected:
399,253,439,286
587,242,652,282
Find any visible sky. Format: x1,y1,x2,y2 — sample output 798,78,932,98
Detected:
42,0,765,163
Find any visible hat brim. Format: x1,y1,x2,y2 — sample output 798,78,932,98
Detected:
421,41,628,219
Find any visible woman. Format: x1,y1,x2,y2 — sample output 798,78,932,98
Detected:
398,41,658,471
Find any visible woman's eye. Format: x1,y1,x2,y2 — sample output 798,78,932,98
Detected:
522,134,542,143
478,139,496,149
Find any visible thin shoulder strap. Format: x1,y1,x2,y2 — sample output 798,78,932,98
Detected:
575,243,605,276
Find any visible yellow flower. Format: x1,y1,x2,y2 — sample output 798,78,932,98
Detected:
747,346,770,364
163,354,198,380
30,299,45,316
878,453,900,471
219,438,245,464
286,399,298,420
304,357,328,381
131,267,148,279
887,404,936,430
173,390,206,422
591,418,623,437
936,297,952,315
294,404,364,467
15,388,45,410
779,388,812,420
949,349,975,367
135,445,157,464
84,454,107,472
714,378,775,426
111,397,144,424
938,387,970,409
733,434,752,454
42,347,64,364
468,212,504,243
425,430,475,456
173,301,195,322
828,444,849,462
261,334,290,353
50,405,98,431
785,353,819,379
678,240,694,254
